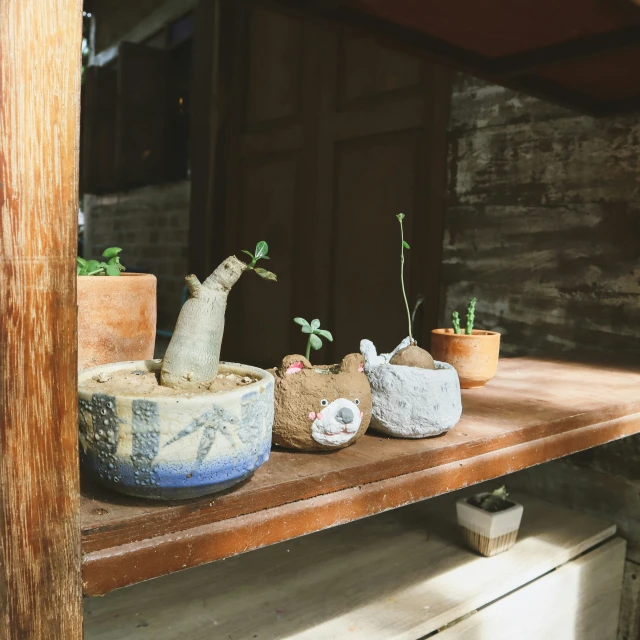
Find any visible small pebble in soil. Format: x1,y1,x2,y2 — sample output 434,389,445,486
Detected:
96,372,112,383
132,370,146,376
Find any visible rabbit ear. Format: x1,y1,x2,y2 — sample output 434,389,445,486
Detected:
340,353,365,374
280,354,311,375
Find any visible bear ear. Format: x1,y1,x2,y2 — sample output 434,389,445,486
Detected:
340,352,365,374
280,354,312,376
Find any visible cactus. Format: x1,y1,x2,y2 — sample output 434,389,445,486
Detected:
452,310,461,334
466,297,477,335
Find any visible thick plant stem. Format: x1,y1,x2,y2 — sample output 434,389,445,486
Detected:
305,337,311,361
160,256,246,389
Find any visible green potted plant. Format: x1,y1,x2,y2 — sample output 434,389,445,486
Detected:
431,297,501,389
360,214,462,438
78,242,277,500
456,486,523,557
77,247,157,371
270,317,372,451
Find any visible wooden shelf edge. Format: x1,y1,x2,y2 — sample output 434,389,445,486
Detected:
82,411,640,596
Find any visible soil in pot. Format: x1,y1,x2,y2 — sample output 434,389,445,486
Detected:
271,353,372,451
79,359,274,500
78,273,157,371
430,328,500,389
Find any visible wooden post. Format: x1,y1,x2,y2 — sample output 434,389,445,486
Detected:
0,1,83,638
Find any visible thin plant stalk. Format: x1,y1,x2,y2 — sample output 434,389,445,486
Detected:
397,214,413,343
305,337,311,361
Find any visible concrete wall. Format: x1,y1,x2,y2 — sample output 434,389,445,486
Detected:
444,75,640,357
445,75,640,640
84,181,190,332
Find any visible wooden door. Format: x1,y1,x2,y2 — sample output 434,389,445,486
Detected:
215,5,450,368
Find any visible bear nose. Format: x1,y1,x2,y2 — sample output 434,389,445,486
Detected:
335,408,354,424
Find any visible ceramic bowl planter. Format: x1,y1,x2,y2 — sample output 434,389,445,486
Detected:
271,353,371,451
78,273,157,371
360,338,462,438
456,492,523,557
78,359,274,500
431,329,501,389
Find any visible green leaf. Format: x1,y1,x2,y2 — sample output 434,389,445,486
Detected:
310,319,321,330
294,317,310,327
254,267,277,282
86,260,103,273
396,213,405,221
77,257,87,267
105,265,122,276
77,265,84,275
241,249,255,260
254,241,269,260
301,325,312,334
309,334,323,351
402,240,410,249
315,329,333,342
102,247,122,259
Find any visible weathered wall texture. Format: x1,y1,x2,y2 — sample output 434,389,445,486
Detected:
84,181,189,331
446,75,640,640
444,75,640,357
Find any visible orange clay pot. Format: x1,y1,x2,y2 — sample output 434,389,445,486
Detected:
430,328,501,389
78,273,157,371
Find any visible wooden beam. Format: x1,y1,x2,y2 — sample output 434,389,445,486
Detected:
0,0,83,637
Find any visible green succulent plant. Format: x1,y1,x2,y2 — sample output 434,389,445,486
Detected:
293,317,333,362
77,247,125,276
241,241,277,281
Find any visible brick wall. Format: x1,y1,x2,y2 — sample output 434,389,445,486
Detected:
445,75,640,640
84,180,189,332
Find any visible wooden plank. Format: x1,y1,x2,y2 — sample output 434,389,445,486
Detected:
84,492,617,638
439,539,625,639
82,406,638,595
0,0,83,637
81,357,640,551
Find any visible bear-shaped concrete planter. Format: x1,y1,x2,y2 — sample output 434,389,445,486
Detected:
271,353,372,451
78,359,274,500
360,338,462,438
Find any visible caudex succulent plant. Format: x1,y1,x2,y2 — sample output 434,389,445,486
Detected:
293,317,333,362
77,247,126,276
389,214,435,370
160,241,277,390
452,297,477,335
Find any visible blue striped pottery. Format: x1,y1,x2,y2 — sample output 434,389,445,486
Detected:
78,359,274,500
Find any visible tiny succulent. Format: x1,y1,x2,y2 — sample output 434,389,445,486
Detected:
294,317,333,362
452,297,478,335
468,486,511,512
77,247,126,276
241,241,277,281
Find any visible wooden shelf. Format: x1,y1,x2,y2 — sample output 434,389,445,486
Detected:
81,357,640,596
85,489,623,639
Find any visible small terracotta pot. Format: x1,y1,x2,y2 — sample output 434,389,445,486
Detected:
78,273,157,371
430,328,500,389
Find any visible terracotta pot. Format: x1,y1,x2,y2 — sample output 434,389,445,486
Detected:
430,328,500,389
78,273,157,371
271,353,372,451
78,359,274,500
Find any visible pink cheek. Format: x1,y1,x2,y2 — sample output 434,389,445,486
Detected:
308,412,316,420
360,411,364,418
317,412,324,420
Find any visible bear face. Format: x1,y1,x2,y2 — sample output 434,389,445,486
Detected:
271,353,372,451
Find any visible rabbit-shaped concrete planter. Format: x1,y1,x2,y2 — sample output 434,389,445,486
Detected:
271,353,372,451
78,359,274,500
360,337,462,438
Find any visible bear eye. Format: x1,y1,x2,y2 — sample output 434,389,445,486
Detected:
354,398,360,406
320,399,329,407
